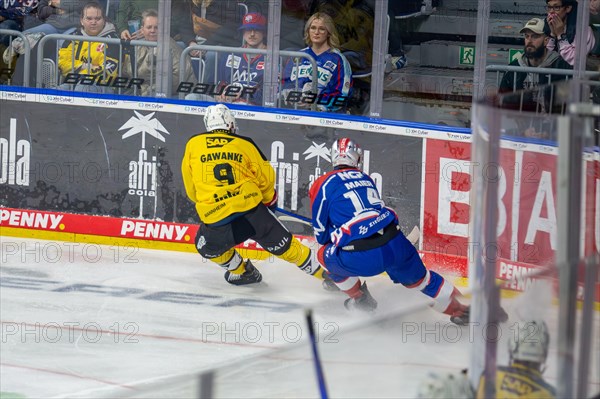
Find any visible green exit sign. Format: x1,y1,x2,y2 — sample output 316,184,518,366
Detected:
509,49,524,63
459,46,475,65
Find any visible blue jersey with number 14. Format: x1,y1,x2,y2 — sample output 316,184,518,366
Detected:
309,168,397,248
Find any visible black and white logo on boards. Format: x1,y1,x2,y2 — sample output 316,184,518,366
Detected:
0,118,31,187
119,111,170,217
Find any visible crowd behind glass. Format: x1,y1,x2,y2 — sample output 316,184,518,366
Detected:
1,0,599,121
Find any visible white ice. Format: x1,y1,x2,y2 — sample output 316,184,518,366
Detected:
0,237,598,398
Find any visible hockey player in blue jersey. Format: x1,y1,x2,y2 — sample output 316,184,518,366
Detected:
214,13,267,106
309,137,471,325
281,12,352,112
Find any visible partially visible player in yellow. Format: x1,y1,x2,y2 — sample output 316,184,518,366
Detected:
477,319,556,398
181,104,324,285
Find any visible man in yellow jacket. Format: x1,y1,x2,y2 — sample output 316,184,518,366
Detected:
58,2,120,92
181,104,325,285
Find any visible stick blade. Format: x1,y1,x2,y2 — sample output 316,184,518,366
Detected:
406,225,420,245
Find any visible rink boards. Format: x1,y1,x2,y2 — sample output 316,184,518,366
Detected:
0,86,599,303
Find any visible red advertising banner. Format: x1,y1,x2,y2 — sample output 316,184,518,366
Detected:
0,208,269,256
422,139,471,261
423,139,599,300
0,208,196,243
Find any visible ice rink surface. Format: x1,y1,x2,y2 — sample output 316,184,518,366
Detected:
1,237,598,398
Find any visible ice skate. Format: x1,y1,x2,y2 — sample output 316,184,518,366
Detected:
495,304,509,323
344,282,378,312
443,293,470,325
322,272,340,292
224,260,262,286
449,304,470,326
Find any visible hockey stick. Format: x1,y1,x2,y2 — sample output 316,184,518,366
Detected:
276,207,421,245
305,308,329,399
275,207,312,225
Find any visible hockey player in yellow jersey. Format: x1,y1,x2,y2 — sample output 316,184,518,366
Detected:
477,319,556,399
181,104,325,285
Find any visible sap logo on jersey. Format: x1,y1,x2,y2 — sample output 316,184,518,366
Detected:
206,137,234,148
0,118,30,186
121,220,189,241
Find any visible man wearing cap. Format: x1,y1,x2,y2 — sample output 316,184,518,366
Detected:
214,13,267,105
499,17,571,94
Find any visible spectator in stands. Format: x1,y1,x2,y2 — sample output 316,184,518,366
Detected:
191,0,268,84
57,1,120,93
0,0,39,46
500,18,572,92
281,12,352,112
212,12,267,106
116,0,195,48
23,0,85,35
184,12,268,104
308,0,372,114
126,9,195,97
310,0,374,75
545,0,597,66
499,18,571,113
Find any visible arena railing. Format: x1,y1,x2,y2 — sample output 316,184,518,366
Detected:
0,29,32,87
35,33,160,95
486,64,600,114
179,45,318,109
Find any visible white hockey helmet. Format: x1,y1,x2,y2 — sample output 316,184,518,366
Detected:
416,370,474,399
508,319,550,368
331,137,363,169
204,104,237,133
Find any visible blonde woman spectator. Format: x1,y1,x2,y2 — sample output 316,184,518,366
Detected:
281,12,352,112
126,9,195,97
57,2,120,93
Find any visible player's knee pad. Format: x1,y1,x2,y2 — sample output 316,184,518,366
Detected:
195,227,222,259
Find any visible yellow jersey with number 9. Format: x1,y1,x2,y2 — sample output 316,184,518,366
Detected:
181,129,276,224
